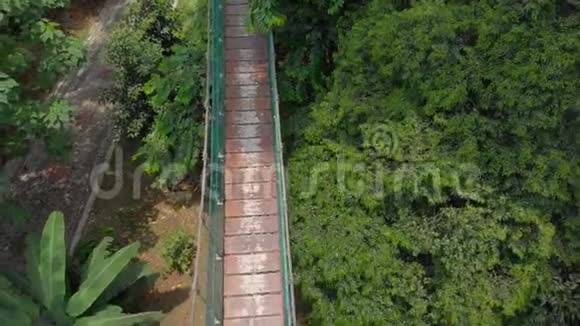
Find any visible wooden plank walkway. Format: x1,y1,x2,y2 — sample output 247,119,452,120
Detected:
222,1,284,325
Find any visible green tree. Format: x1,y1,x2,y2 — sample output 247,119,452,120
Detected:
286,0,579,325
264,0,368,153
107,0,206,188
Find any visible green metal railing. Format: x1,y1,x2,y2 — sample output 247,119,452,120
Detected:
267,32,297,326
191,0,224,325
205,0,225,322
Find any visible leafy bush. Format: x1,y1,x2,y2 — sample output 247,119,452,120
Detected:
0,212,163,325
107,0,206,188
268,0,368,154
106,0,172,139
248,0,286,32
161,229,195,274
1,0,84,161
284,0,580,325
1,90,74,160
1,0,70,19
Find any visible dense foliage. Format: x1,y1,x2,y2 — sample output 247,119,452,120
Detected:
161,229,195,274
0,0,83,162
0,211,162,325
279,0,580,325
271,0,369,152
248,0,286,31
107,0,206,187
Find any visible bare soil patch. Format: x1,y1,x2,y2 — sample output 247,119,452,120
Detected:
2,2,199,322
80,141,199,324
0,0,128,270
50,0,110,39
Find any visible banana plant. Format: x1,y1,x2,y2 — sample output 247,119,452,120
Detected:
0,211,163,325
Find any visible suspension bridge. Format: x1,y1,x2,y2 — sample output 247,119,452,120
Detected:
191,1,296,325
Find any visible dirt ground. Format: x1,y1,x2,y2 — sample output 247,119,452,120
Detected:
83,142,199,324
49,0,110,39
1,0,200,323
1,1,202,323
0,0,128,269
87,195,197,324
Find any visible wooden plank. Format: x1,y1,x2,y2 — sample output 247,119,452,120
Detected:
226,110,272,125
225,181,276,200
226,37,266,49
225,199,278,217
225,233,280,255
225,4,249,15
224,273,282,296
225,215,279,236
225,15,248,27
226,138,274,154
226,49,268,61
225,98,271,111
225,123,273,140
226,152,275,168
226,72,269,86
224,316,284,326
226,85,270,99
226,61,268,73
225,167,276,184
224,294,283,319
224,252,281,275
226,26,253,37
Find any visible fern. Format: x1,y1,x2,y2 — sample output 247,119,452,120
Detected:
248,0,286,32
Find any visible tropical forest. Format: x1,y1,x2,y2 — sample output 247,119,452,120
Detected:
0,0,578,325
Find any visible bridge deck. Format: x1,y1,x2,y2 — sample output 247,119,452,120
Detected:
222,1,284,325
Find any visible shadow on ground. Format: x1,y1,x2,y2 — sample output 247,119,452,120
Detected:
82,141,200,324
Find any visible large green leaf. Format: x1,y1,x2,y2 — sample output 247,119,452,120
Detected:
66,242,140,317
0,276,39,322
38,211,66,312
73,306,162,326
93,261,155,309
24,235,71,325
24,235,43,304
0,307,32,326
81,237,113,282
